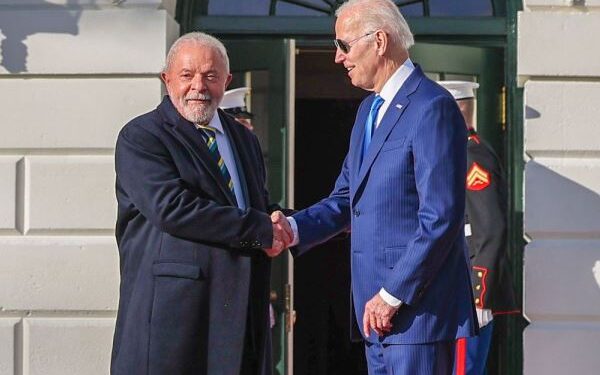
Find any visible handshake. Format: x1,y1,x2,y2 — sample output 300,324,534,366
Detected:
264,211,294,257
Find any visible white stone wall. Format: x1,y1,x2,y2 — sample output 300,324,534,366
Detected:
0,1,178,373
519,2,600,374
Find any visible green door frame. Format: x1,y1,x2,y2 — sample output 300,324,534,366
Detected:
409,44,504,160
223,39,295,375
175,1,525,374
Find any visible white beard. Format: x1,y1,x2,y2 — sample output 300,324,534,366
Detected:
170,91,218,125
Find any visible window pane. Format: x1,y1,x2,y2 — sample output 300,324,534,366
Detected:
276,1,329,16
430,0,492,17
207,0,494,17
398,3,424,17
208,0,270,16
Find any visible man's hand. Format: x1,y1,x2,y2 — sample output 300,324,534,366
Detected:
264,211,293,257
363,293,399,337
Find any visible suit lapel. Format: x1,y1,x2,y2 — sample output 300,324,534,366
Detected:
354,67,424,193
350,100,371,184
158,97,238,206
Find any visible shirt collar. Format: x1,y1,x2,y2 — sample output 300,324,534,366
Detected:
378,58,415,102
194,110,225,134
208,110,224,134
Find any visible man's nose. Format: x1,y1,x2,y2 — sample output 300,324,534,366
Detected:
334,48,345,64
190,75,205,91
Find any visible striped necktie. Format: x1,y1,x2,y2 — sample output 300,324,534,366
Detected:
362,95,385,163
197,125,237,203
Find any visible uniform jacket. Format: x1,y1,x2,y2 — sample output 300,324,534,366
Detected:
292,67,478,344
465,129,518,314
111,96,275,375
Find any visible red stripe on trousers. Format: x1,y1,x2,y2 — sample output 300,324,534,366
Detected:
455,338,467,375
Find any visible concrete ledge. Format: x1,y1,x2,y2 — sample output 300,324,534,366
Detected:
524,322,600,374
0,318,20,375
28,156,116,231
525,0,600,7
524,239,600,322
518,11,600,77
0,8,176,74
525,81,600,155
524,158,600,239
0,78,162,149
0,238,119,311
0,157,20,231
25,317,115,375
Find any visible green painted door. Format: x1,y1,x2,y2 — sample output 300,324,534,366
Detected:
224,38,295,375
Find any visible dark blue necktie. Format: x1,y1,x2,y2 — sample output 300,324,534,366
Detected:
197,125,237,204
362,95,385,162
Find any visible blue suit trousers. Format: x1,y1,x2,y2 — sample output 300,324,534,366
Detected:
366,340,455,375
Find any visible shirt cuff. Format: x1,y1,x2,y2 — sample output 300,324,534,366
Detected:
286,216,299,247
379,288,402,307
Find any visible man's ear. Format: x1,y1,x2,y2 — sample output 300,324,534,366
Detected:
375,30,388,56
225,73,233,88
160,71,169,85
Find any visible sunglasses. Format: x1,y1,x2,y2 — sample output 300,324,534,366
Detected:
334,31,376,54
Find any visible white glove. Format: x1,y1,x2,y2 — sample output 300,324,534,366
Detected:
476,308,493,328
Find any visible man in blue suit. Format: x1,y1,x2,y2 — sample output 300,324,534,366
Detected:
273,0,477,373
111,32,291,375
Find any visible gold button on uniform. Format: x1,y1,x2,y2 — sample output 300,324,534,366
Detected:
477,272,483,278
475,298,480,304
476,285,481,290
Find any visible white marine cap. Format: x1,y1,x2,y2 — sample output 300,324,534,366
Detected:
437,81,479,100
220,87,250,110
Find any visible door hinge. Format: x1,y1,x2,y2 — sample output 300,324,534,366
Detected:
500,85,507,131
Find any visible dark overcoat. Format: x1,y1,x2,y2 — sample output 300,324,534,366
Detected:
111,96,275,375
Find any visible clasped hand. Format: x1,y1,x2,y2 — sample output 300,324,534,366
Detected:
264,211,293,257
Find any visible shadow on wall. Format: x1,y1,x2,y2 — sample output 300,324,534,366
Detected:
0,0,86,73
525,160,600,240
525,105,541,120
524,161,600,320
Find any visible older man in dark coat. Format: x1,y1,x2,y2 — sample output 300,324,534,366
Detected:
110,32,291,375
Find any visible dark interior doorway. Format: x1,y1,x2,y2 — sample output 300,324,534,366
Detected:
293,48,368,375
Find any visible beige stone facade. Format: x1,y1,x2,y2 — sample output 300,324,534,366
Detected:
1,0,600,373
520,1,600,374
0,1,178,373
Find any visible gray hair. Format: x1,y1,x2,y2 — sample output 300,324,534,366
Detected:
336,0,414,50
163,32,230,73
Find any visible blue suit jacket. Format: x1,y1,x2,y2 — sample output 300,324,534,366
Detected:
292,67,477,344
111,96,275,375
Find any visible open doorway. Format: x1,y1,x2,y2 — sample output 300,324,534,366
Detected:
292,47,368,375
290,43,508,375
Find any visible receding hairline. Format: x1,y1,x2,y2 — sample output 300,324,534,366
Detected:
163,34,230,74
334,0,414,50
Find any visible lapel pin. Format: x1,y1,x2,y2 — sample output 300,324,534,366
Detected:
395,104,403,109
